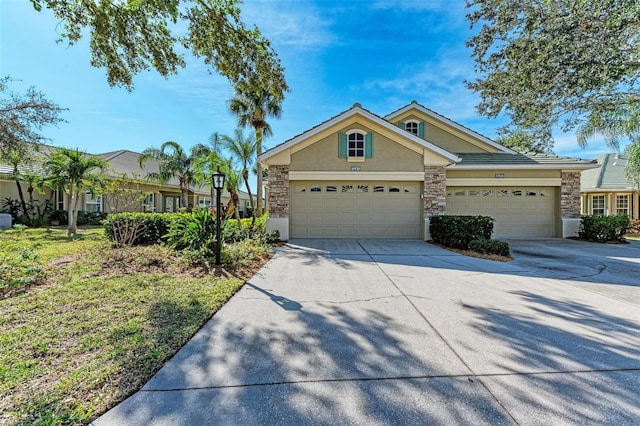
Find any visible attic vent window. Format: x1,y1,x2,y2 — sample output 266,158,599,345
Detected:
405,121,419,135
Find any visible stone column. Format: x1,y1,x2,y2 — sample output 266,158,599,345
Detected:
267,165,290,240
423,165,447,240
561,171,581,237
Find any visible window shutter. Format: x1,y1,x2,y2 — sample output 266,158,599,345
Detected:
338,133,347,158
365,133,373,158
397,121,406,130
418,121,425,138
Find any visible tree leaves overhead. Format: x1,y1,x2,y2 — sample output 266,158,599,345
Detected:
0,76,66,159
466,0,640,148
30,0,289,101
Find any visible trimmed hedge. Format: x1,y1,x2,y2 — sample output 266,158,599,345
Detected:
103,212,177,246
430,215,494,249
468,238,511,257
579,215,630,243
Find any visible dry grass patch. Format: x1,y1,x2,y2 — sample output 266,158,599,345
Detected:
0,227,272,425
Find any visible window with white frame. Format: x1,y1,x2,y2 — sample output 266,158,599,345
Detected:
143,193,155,212
405,120,419,135
85,190,102,212
616,194,629,216
55,190,65,211
199,197,211,208
592,195,605,215
348,132,365,157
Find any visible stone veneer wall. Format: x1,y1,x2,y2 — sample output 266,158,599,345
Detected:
561,171,581,218
424,166,447,217
268,165,289,218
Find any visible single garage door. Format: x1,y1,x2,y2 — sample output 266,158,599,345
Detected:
446,186,557,237
290,181,422,238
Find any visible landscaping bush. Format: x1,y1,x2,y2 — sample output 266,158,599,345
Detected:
103,212,175,246
468,238,511,257
579,214,630,243
430,215,494,249
165,208,220,256
222,214,278,243
77,210,107,226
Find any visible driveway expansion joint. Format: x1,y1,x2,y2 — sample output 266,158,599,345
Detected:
355,240,522,425
141,367,640,393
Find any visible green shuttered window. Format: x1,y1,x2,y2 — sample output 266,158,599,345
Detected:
339,131,373,158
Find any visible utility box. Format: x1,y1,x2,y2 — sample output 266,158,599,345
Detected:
0,213,12,230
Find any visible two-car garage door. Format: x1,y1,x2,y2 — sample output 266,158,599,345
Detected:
446,186,557,237
290,181,422,238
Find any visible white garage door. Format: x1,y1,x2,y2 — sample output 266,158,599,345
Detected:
446,187,557,237
290,181,422,238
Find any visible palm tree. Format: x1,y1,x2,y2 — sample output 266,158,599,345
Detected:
191,133,224,211
228,88,282,216
219,157,242,221
138,141,197,209
220,129,256,217
44,148,108,235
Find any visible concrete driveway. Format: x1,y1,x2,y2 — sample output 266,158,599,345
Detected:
95,238,640,425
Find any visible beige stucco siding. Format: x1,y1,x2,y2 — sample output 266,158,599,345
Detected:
423,122,488,153
290,128,424,172
391,111,497,153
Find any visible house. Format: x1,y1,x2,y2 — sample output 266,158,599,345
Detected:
580,153,639,219
0,146,253,218
259,101,598,240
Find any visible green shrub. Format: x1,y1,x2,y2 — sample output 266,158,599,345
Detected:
468,238,511,257
77,211,107,226
222,236,270,266
579,215,630,243
430,215,494,249
103,212,176,246
0,244,46,296
165,208,220,256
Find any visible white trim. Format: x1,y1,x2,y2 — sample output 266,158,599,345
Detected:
447,163,598,171
289,171,424,181
384,102,516,154
447,178,561,186
260,105,461,164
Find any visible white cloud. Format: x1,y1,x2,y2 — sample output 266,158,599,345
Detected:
242,0,337,50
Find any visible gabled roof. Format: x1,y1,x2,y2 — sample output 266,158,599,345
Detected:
581,153,637,191
260,103,461,163
449,152,598,170
384,100,516,154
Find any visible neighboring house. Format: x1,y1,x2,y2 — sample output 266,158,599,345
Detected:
260,101,598,240
0,147,253,217
580,153,639,220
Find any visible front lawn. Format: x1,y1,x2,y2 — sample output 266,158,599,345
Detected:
0,226,270,425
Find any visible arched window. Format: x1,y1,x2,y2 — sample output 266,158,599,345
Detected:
405,120,419,135
347,130,365,157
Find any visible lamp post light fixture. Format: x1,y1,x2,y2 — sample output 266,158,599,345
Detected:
212,168,226,265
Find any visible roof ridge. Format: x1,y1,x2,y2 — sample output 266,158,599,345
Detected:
595,154,609,189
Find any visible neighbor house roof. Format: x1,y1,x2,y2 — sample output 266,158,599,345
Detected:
260,103,461,163
581,153,637,191
448,153,598,170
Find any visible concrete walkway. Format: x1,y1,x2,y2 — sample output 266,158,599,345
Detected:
94,239,640,425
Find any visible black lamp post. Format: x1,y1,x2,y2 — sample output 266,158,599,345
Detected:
212,168,226,265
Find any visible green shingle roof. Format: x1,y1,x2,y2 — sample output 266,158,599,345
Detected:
581,153,636,191
451,153,596,168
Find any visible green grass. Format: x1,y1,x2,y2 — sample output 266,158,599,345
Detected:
0,227,263,425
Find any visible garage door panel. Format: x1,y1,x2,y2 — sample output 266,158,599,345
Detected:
446,186,556,237
291,181,422,238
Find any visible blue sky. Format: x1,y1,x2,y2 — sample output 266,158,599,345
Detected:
1,0,619,167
